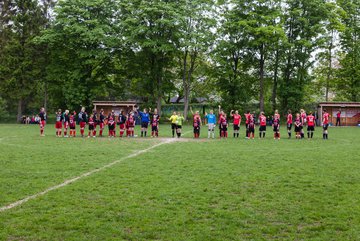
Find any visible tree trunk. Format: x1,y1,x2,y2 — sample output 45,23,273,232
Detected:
17,99,24,122
182,50,189,120
272,48,279,112
259,44,265,112
325,30,334,102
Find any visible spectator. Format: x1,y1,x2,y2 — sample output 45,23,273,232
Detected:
336,110,341,126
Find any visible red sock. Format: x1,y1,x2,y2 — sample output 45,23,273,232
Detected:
225,132,228,138
64,131,67,136
99,130,103,136
278,133,280,138
252,133,254,138
156,131,158,137
41,130,43,135
93,130,96,136
74,131,76,137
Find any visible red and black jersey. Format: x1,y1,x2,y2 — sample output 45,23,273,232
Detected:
259,115,266,126
63,114,70,122
294,117,302,127
39,112,46,121
307,115,315,126
245,113,250,124
248,117,255,128
88,117,95,126
118,114,127,125
69,115,76,127
99,113,105,123
193,114,201,127
108,113,115,121
323,113,329,124
233,114,241,125
220,116,227,127
273,118,280,127
152,114,160,126
56,113,62,122
126,115,135,128
108,117,115,127
301,112,307,124
287,114,293,124
92,113,98,124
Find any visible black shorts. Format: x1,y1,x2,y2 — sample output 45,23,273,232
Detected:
141,122,149,128
171,123,177,130
108,125,115,131
287,123,292,130
89,125,94,130
323,124,329,130
233,124,240,131
177,125,182,129
307,126,315,131
249,127,255,133
259,125,266,132
70,125,76,130
273,125,279,132
221,126,228,132
194,126,200,134
294,126,301,132
152,125,158,132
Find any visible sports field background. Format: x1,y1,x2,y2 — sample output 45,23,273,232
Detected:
0,124,360,240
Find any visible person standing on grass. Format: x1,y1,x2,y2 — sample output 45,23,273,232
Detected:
55,109,63,137
168,111,178,138
118,110,127,137
306,111,315,139
126,112,136,137
99,109,106,137
230,110,241,138
300,109,307,139
137,108,150,137
39,107,47,137
92,109,98,137
336,110,341,126
287,110,293,139
294,113,302,139
108,116,116,137
259,112,267,139
244,111,251,139
63,110,70,137
78,107,87,137
176,112,185,138
149,108,160,137
248,115,255,139
205,110,217,139
273,114,280,140
69,111,76,137
218,105,224,138
191,107,202,138
323,109,330,140
88,114,95,138
219,113,228,138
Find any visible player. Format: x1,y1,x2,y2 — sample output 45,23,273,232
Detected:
205,110,217,139
39,107,47,136
176,112,185,138
168,111,178,138
69,111,76,137
108,110,116,120
108,116,116,137
191,107,202,138
98,109,105,137
336,110,341,126
63,110,70,137
244,111,251,138
300,109,307,139
306,111,315,139
126,112,136,137
230,110,241,138
117,110,127,137
92,109,98,137
259,112,267,139
219,113,228,138
273,115,280,140
287,110,293,138
218,106,224,137
248,115,255,139
323,109,330,139
137,108,150,137
150,108,160,137
88,114,95,138
294,113,302,139
55,109,63,137
78,107,87,137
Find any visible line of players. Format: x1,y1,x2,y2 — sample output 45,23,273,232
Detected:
38,106,330,140
183,106,330,140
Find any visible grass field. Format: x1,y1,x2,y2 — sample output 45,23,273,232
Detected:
0,124,360,240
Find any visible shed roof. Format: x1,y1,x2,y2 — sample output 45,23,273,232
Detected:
318,102,360,107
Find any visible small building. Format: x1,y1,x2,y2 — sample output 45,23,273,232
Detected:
92,101,139,116
317,102,360,126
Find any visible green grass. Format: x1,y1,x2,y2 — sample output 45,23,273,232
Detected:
0,124,360,240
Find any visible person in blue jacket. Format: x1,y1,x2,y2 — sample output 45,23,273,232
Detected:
137,107,151,137
205,110,217,139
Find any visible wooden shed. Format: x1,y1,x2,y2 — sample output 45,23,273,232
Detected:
92,101,139,116
317,102,360,126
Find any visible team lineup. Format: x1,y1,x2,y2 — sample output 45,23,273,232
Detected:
37,105,331,140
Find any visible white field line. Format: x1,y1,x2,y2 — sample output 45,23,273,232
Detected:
0,139,176,213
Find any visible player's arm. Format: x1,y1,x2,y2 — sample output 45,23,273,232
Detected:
190,106,194,115
230,110,234,117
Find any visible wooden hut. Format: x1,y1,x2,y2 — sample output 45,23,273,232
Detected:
92,101,139,116
317,102,360,126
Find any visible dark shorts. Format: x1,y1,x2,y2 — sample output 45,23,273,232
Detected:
273,125,279,132
141,122,149,128
287,123,292,130
294,126,301,132
221,126,228,132
89,125,94,130
194,126,200,134
259,125,266,132
249,127,255,133
152,125,158,132
70,125,76,130
171,123,177,130
177,125,182,129
108,125,115,131
233,124,240,131
323,124,329,130
307,126,315,131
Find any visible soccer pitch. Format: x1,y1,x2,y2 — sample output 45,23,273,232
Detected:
0,124,360,240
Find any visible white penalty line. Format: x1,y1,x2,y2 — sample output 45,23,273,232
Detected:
0,139,176,213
